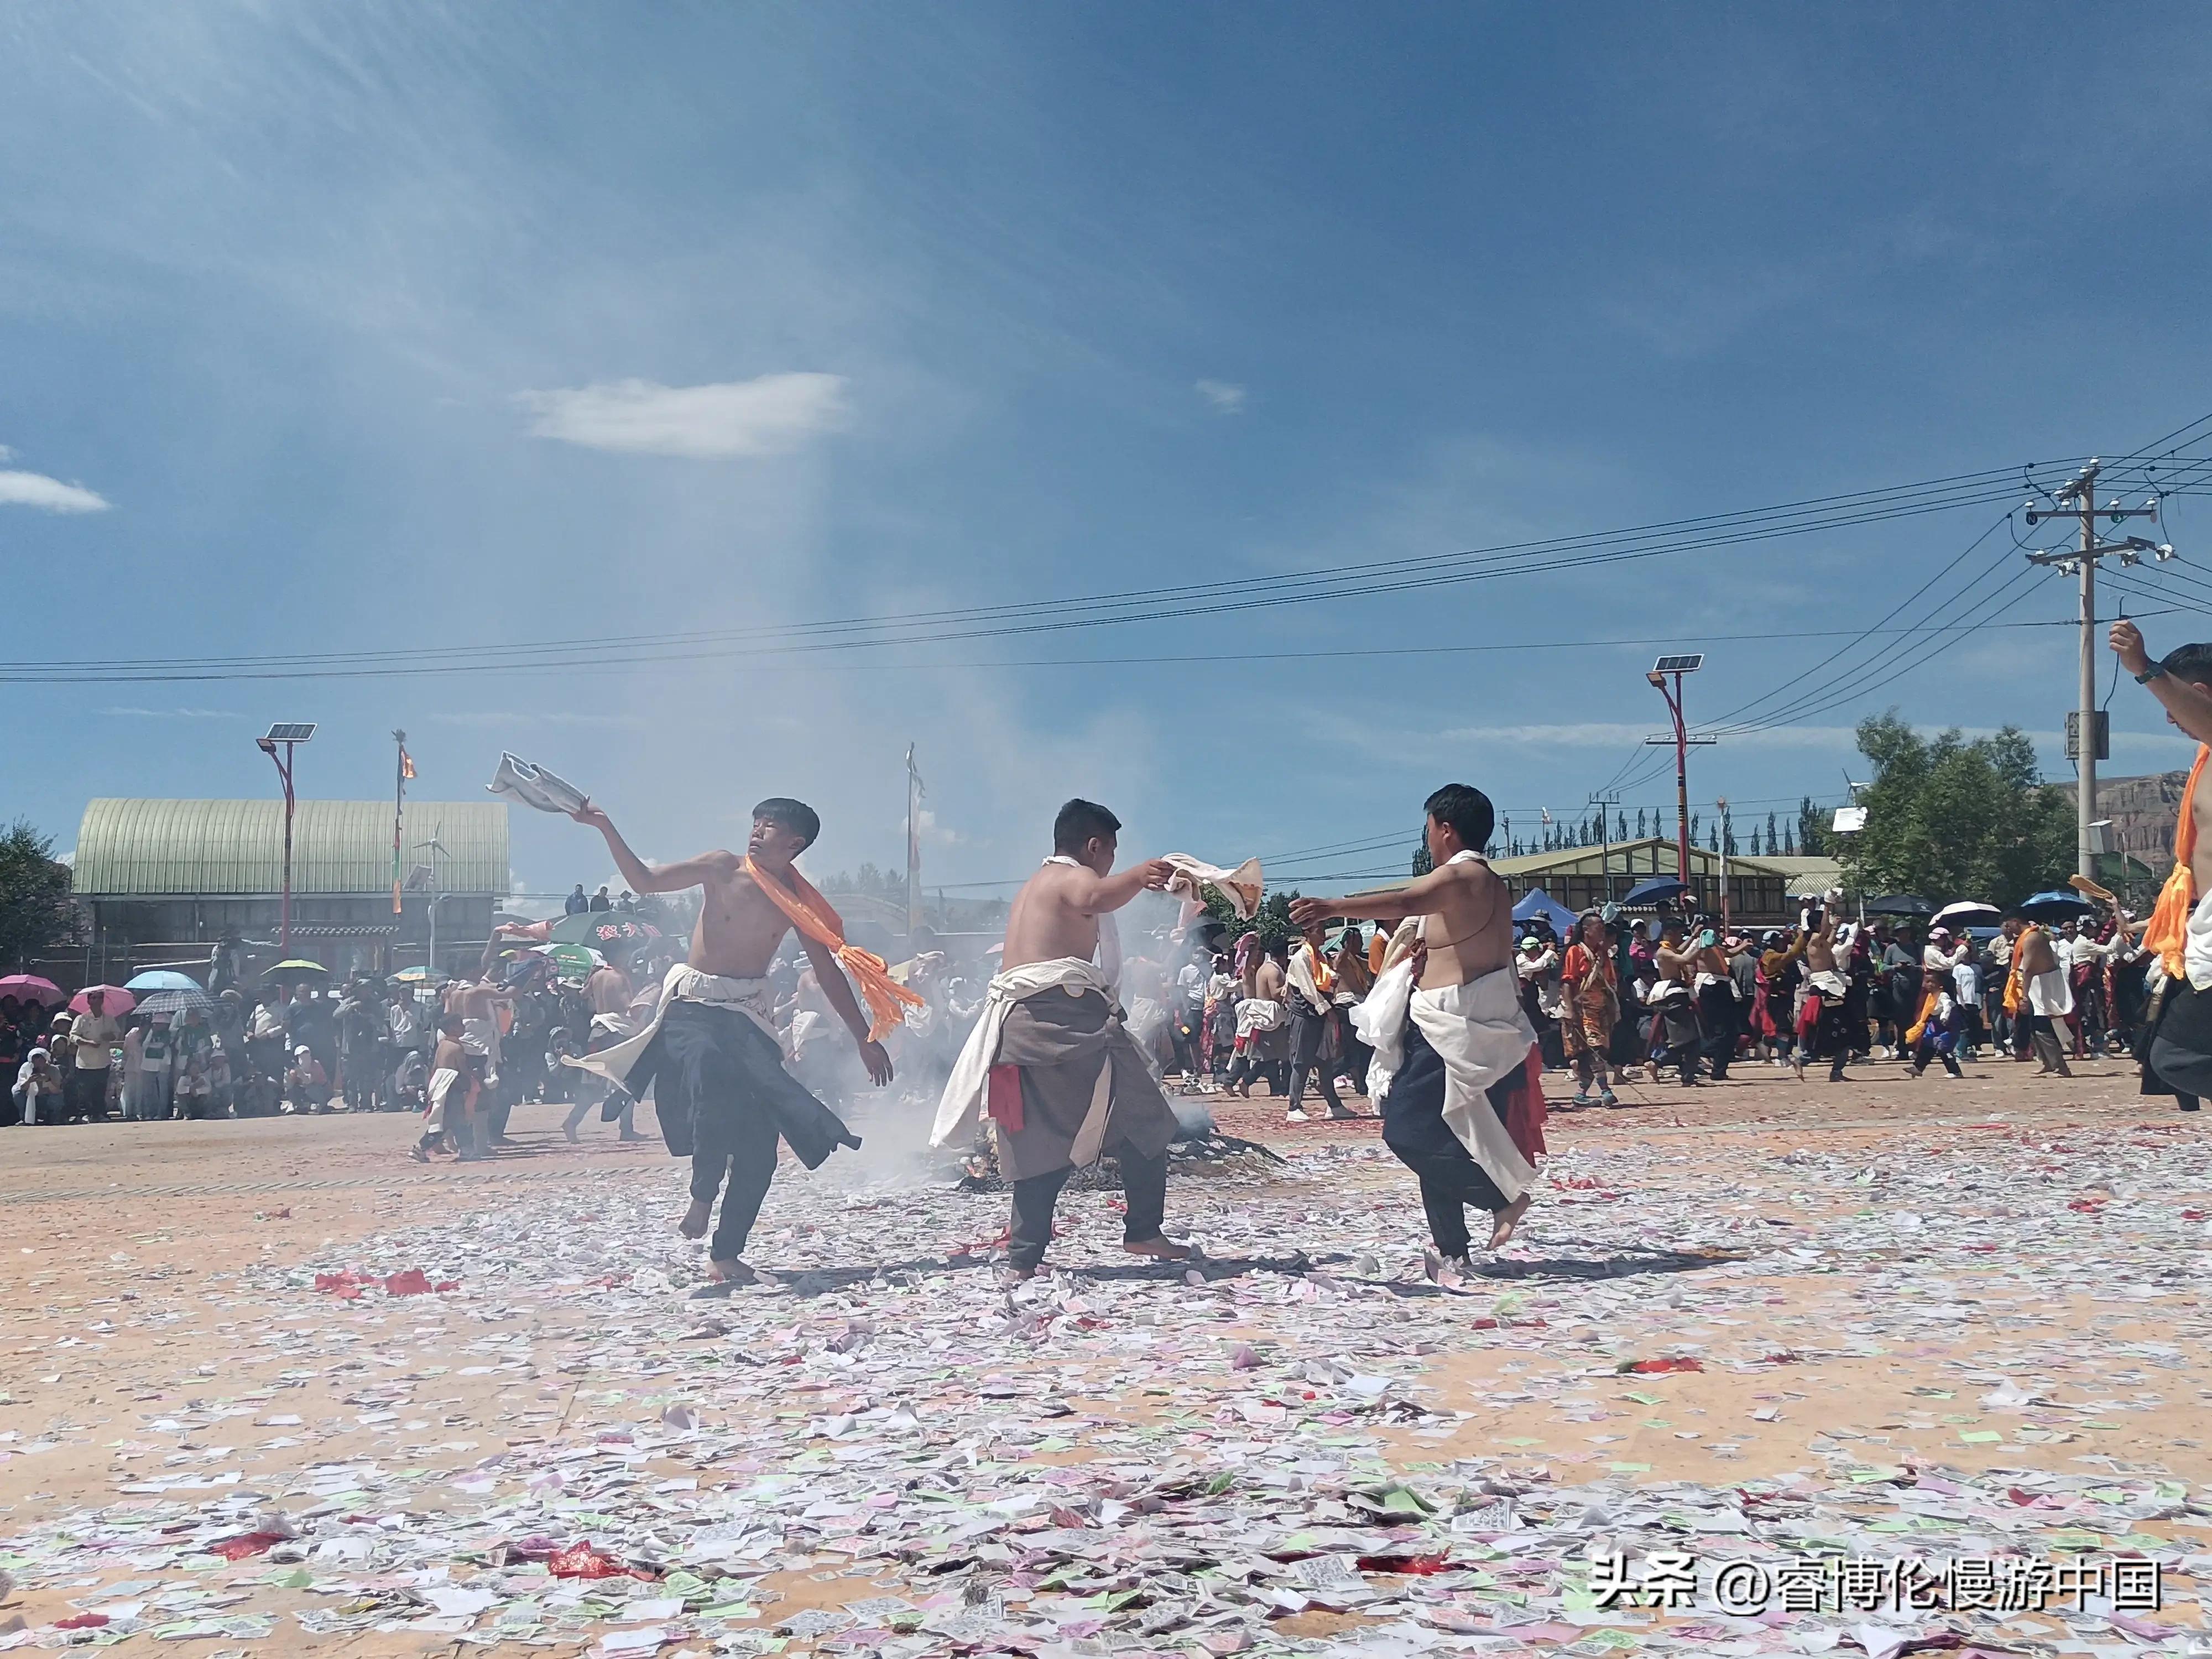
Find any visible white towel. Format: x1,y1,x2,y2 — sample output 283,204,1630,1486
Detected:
487,752,589,816
1159,853,1264,929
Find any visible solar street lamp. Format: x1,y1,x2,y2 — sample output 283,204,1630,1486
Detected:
257,722,316,955
1644,656,1703,885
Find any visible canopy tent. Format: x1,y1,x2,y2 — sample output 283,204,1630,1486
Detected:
1510,889,1577,938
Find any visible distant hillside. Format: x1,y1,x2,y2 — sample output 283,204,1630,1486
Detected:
2053,769,2186,868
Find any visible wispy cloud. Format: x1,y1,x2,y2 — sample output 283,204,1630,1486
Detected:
427,710,648,729
514,373,850,458
0,446,109,513
1193,379,1247,415
100,706,246,719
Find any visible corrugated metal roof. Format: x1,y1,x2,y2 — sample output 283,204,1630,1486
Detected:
74,800,509,897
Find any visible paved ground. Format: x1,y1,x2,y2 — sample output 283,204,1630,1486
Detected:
1,1057,2207,1656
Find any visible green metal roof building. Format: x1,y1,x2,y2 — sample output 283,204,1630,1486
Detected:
72,799,509,980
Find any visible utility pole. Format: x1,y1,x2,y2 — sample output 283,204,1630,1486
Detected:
1589,789,1621,910
2025,462,2171,880
1645,654,1716,892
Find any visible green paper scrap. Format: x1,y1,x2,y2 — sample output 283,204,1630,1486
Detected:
1957,1430,2002,1444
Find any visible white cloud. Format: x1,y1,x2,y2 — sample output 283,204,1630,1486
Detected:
1193,379,1247,415
0,468,109,513
514,373,850,458
100,706,247,719
907,807,966,848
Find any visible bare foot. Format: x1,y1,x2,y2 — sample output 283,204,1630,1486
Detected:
1489,1191,1532,1249
1123,1235,1191,1262
678,1199,712,1240
997,1262,1039,1286
706,1258,758,1285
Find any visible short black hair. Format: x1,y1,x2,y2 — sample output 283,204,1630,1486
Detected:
2162,642,2212,685
1053,798,1122,855
1423,783,1495,851
753,797,821,850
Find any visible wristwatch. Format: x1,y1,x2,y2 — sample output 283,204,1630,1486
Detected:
2137,662,2169,684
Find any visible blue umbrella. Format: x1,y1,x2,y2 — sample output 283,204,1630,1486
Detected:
1511,889,1577,937
1621,875,1688,907
124,968,205,992
2018,889,2093,920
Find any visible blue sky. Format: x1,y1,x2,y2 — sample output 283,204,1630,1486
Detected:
6,3,2212,899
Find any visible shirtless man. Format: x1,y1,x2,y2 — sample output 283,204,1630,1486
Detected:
930,798,1190,1280
570,796,896,1293
2009,917,2075,1076
2109,620,2212,1109
1797,896,1850,1082
1290,784,1544,1281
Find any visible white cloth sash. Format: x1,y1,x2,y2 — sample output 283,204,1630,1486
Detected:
564,963,775,1090
930,957,1114,1152
2025,967,2074,1018
2184,886,2212,992
1355,959,1538,1204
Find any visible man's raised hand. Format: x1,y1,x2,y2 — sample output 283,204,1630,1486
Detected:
1138,858,1176,890
858,1039,895,1088
570,798,612,830
2111,619,2152,677
1287,896,1335,928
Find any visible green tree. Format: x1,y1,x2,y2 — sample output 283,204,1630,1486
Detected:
0,820,76,971
1199,885,1302,951
1410,831,1432,877
1839,713,2074,906
1797,795,1828,857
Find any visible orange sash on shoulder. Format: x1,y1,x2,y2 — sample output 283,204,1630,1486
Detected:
2143,744,2210,980
744,855,924,1042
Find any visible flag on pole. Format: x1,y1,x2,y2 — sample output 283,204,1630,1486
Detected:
392,735,414,914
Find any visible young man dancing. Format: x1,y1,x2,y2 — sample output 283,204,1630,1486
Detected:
932,799,1192,1280
1292,784,1546,1287
568,795,917,1295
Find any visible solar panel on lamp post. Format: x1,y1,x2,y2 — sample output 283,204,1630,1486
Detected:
255,723,317,957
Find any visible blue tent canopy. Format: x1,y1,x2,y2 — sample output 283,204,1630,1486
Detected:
1511,889,1576,938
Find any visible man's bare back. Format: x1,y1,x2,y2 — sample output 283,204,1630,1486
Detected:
1003,862,1104,970
1410,858,1511,990
1000,832,1172,974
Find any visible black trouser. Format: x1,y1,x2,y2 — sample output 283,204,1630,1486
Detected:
1654,994,1699,1083
1288,1008,1342,1114
66,1066,109,1121
690,1101,783,1265
1696,983,1737,1080
1382,1024,1525,1259
1225,1052,1286,1095
1008,1144,1167,1271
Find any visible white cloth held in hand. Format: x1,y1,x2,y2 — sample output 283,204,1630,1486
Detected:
1159,853,1264,929
487,752,589,817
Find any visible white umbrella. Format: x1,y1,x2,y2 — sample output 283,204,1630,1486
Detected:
1933,901,2001,928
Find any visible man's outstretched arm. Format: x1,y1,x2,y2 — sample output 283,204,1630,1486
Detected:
797,933,895,1086
1290,864,1463,927
571,801,732,894
1066,858,1176,916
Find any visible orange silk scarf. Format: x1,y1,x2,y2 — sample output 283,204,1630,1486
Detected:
744,856,924,1042
2142,744,2210,980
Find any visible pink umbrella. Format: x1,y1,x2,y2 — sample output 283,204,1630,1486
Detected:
68,984,137,1016
0,974,64,1007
